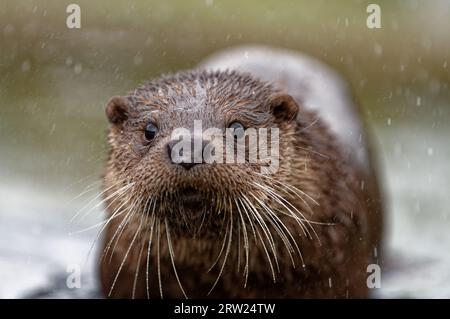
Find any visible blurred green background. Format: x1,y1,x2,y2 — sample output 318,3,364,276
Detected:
0,0,450,297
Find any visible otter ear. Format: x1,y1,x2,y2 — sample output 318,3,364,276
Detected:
105,96,130,126
269,93,299,123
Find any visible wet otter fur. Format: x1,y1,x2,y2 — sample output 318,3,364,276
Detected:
99,48,383,299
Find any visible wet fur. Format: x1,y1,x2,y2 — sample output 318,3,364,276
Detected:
99,70,383,298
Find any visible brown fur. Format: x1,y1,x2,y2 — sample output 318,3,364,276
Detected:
99,70,383,298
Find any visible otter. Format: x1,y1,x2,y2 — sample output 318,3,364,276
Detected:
99,46,383,298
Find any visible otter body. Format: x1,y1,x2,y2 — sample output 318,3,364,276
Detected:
100,47,383,298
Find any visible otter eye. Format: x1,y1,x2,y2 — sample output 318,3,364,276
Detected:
144,122,158,141
229,121,245,139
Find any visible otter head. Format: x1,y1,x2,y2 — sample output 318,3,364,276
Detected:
104,70,303,242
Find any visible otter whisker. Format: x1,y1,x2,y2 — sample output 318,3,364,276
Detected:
265,188,313,239
72,184,132,235
94,182,136,217
298,117,319,133
103,196,142,262
108,211,145,297
228,196,242,273
250,193,300,268
256,172,318,209
252,182,312,238
156,219,163,299
177,194,190,231
89,190,134,260
67,179,102,205
239,197,277,282
237,221,241,272
71,180,132,223
145,206,157,299
109,196,144,256
80,180,135,218
196,209,208,237
208,217,230,273
71,219,112,235
241,194,279,272
100,200,135,262
270,182,316,219
260,185,322,244
132,229,146,299
165,218,188,298
103,198,139,261
80,192,132,268
131,197,155,299
234,198,250,287
263,187,333,228
208,211,233,295
276,183,317,213
267,179,322,231
236,197,257,241
70,182,116,222
294,145,330,159
252,189,308,268
251,180,309,236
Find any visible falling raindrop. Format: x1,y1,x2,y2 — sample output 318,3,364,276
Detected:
21,60,31,72
74,62,82,74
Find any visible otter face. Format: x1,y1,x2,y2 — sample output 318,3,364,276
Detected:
104,70,300,237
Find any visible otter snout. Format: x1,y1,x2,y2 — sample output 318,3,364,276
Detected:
166,136,209,170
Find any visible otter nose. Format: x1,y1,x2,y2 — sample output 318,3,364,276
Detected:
179,162,196,170
166,137,208,170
